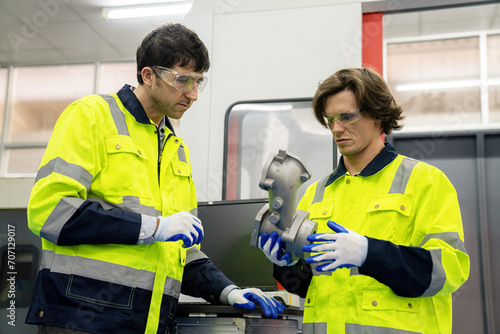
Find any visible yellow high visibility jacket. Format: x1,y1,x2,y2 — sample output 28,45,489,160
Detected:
275,144,470,334
26,85,234,333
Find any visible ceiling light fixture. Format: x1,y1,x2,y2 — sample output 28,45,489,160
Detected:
396,79,481,92
102,1,193,20
395,78,500,92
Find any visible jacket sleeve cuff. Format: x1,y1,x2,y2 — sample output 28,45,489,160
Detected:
137,214,156,245
219,285,239,305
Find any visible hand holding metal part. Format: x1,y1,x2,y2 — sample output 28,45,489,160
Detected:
250,149,317,263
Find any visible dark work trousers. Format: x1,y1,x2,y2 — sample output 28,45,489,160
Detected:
38,325,92,334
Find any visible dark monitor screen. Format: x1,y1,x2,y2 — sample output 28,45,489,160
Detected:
197,199,277,290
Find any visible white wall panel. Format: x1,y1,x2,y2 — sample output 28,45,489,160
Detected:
184,1,362,201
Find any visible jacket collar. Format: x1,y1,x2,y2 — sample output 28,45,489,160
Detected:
117,84,175,135
325,142,398,187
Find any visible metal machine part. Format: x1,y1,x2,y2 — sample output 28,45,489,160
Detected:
250,149,318,262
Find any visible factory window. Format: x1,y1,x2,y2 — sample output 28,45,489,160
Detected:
0,62,135,177
223,99,335,201
384,1,500,132
489,34,500,123
96,62,137,94
8,65,95,145
387,37,482,129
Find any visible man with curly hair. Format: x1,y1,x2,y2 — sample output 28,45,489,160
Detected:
259,68,470,334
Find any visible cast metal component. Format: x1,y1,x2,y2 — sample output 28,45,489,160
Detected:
250,149,318,261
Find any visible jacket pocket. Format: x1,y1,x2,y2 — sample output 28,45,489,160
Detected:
365,194,414,242
362,288,418,313
308,204,334,233
104,136,150,198
66,274,135,309
366,194,413,217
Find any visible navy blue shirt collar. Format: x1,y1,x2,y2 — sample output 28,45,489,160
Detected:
325,142,399,187
117,84,175,135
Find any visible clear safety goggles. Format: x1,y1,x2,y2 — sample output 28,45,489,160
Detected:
151,65,208,93
324,109,362,127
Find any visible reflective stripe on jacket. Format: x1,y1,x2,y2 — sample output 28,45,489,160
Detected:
295,147,469,334
26,87,200,333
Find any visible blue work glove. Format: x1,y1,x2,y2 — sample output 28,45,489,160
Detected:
258,231,297,266
227,288,286,318
154,211,204,248
302,221,368,272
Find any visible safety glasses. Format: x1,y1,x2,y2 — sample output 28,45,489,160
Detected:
324,109,362,127
151,65,208,93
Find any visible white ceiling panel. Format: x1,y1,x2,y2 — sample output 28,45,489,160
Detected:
0,0,499,67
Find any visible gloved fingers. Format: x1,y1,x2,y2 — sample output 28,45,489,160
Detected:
268,231,280,246
228,289,254,308
182,235,194,248
303,242,336,253
306,232,340,242
278,252,292,264
314,261,339,272
327,220,349,233
262,235,274,254
269,295,286,313
315,259,354,272
269,236,283,259
192,222,204,245
305,251,336,264
230,288,283,318
244,292,277,318
258,233,269,250
166,233,192,245
232,300,256,310
262,231,279,254
191,215,202,225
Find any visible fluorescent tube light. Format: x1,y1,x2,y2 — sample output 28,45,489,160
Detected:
395,78,500,92
395,79,481,92
103,2,193,20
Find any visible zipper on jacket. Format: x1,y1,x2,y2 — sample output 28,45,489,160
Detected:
157,129,173,184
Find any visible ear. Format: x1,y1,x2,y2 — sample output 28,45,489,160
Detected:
374,119,384,134
140,67,155,87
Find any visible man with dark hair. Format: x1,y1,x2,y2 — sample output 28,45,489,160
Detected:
258,68,470,333
26,23,283,334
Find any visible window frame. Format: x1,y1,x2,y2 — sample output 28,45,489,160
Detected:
222,98,337,201
383,29,500,132
0,61,136,177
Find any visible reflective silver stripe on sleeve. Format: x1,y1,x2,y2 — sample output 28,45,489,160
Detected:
346,323,420,334
40,197,85,244
87,196,160,216
178,144,187,163
421,249,446,297
186,247,208,265
350,267,360,276
163,276,182,298
389,157,419,194
419,231,467,254
190,207,198,217
40,250,181,298
311,176,330,205
35,157,93,191
302,322,327,334
100,94,129,136
312,263,332,277
419,231,467,297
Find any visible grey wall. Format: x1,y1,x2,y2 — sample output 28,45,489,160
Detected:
388,130,500,334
